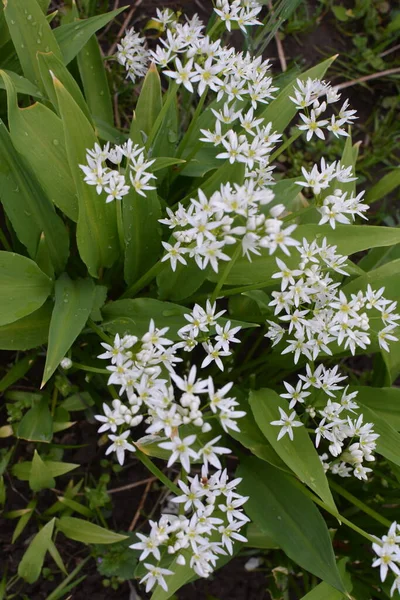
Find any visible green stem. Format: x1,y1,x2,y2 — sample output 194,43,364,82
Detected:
269,129,302,163
116,199,125,254
210,244,242,304
87,318,113,344
135,448,180,496
146,81,179,151
45,555,91,600
207,18,222,38
329,479,391,528
192,278,274,303
121,260,163,299
176,88,208,160
299,485,378,544
72,362,109,375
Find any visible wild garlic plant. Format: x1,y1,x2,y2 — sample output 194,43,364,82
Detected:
2,0,400,597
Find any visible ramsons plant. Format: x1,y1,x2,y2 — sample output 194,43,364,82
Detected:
1,0,400,598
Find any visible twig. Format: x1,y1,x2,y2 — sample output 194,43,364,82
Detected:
268,1,287,72
335,68,400,90
108,476,157,495
108,0,144,57
128,479,153,531
379,44,400,58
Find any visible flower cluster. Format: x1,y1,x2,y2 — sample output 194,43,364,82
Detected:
295,159,368,228
272,363,379,481
116,28,150,82
372,522,400,596
131,466,248,592
95,312,245,468
266,239,400,362
79,141,156,202
214,0,263,32
175,301,241,371
160,183,299,272
290,78,357,141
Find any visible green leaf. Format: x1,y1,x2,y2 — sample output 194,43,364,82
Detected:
16,396,53,442
57,516,128,544
246,522,279,549
18,518,55,583
0,69,43,97
0,352,37,393
338,133,359,196
0,71,78,221
352,386,400,431
150,551,193,600
60,391,94,412
0,252,52,326
42,274,95,386
300,558,352,599
123,188,162,286
151,157,186,172
258,56,337,132
12,499,37,543
29,450,55,492
156,260,210,302
250,388,336,510
238,457,345,592
366,168,400,204
209,224,400,285
77,34,113,125
0,302,52,350
4,0,61,93
13,460,79,481
37,50,93,124
0,121,69,273
355,404,400,469
53,75,119,277
134,63,162,137
54,7,127,65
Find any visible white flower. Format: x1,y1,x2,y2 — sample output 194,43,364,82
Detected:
199,435,231,469
105,430,136,465
60,357,72,370
130,532,161,561
140,563,174,593
270,407,303,441
158,434,199,472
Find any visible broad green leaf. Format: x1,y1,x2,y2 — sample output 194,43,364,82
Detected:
16,396,53,442
0,70,43,97
250,388,336,510
123,188,162,286
355,404,400,468
300,558,352,599
152,157,186,172
246,522,279,549
4,0,61,92
13,460,79,481
0,252,52,326
366,168,400,204
18,518,55,583
209,224,400,285
1,70,78,221
54,7,127,65
157,260,210,302
101,298,256,339
150,551,193,600
77,35,113,125
238,457,345,592
57,516,128,544
151,89,179,163
134,63,162,137
352,386,400,431
259,55,337,132
29,450,55,492
0,302,52,350
228,394,289,472
61,391,94,411
0,122,69,273
37,51,93,124
53,76,119,277
42,274,95,385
